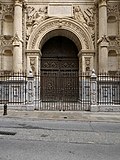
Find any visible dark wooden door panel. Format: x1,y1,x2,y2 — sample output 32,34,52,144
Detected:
41,36,79,102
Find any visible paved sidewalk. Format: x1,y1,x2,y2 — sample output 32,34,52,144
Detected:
0,110,120,122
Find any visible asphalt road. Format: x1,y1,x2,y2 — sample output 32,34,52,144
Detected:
0,118,120,160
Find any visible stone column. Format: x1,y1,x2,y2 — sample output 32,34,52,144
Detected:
13,0,23,73
98,0,109,73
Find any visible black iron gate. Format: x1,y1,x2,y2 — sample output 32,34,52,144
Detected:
37,36,91,111
37,57,91,111
41,70,79,102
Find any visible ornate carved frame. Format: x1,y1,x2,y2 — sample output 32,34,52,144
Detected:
27,17,94,51
26,17,94,74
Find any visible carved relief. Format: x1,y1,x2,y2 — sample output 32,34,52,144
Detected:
30,57,36,75
84,7,96,45
0,35,13,47
73,5,95,47
73,5,87,27
32,7,48,29
108,36,120,47
29,19,92,50
84,7,95,27
12,33,22,46
107,4,118,15
85,57,91,72
97,35,109,44
107,3,119,44
3,4,14,17
26,6,48,39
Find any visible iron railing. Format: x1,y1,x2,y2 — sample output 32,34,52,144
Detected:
0,72,27,105
0,71,119,110
97,73,120,105
34,71,91,111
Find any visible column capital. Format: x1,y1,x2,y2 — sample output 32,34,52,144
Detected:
94,0,108,6
13,0,26,6
26,50,40,56
78,50,95,56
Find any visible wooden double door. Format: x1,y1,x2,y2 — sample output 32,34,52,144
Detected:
41,36,79,102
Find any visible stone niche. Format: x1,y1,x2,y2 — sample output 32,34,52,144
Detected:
108,50,118,71
107,15,117,36
3,50,13,71
3,15,13,36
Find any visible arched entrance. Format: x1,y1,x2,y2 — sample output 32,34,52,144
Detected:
26,17,94,110
41,36,79,102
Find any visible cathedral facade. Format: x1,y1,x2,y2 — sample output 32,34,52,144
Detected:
0,0,120,74
0,0,120,111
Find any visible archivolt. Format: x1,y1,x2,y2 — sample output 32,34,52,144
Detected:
27,17,94,51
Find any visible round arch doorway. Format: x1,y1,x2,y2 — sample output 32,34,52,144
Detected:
41,36,79,103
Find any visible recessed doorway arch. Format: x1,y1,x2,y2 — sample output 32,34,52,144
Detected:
26,17,94,110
